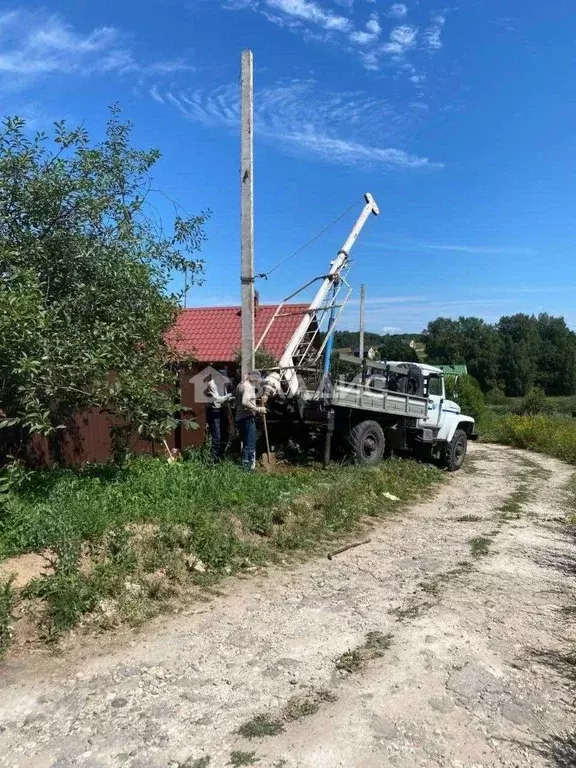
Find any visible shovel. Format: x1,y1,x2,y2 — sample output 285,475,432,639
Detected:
261,412,276,470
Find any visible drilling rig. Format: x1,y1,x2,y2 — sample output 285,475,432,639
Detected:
256,194,477,470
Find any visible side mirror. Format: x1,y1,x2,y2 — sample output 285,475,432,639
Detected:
453,375,460,401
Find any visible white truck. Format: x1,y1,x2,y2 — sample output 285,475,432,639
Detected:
258,194,477,470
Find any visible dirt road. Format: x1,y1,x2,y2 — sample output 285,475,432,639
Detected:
1,444,575,768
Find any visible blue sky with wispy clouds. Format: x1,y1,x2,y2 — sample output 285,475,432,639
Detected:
2,0,575,333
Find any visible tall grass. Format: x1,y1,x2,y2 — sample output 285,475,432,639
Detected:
481,413,576,465
488,395,576,417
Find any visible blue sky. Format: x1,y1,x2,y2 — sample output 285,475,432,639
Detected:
2,0,575,333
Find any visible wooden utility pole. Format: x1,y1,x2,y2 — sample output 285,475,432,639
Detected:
359,283,366,359
240,49,255,378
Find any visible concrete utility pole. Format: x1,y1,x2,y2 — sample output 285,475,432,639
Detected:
359,283,366,359
240,49,255,378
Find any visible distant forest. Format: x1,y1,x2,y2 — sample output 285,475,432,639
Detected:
334,313,576,397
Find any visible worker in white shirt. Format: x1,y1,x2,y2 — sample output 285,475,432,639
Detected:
235,370,266,471
205,369,233,463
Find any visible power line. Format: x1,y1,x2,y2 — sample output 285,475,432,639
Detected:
258,196,363,280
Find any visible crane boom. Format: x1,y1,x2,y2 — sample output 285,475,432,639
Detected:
266,193,379,397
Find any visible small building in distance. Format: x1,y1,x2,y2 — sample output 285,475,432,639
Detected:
435,364,469,377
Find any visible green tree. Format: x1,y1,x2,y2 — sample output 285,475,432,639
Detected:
377,336,418,362
423,318,463,365
0,108,208,448
498,314,540,396
535,314,576,395
456,317,501,392
424,316,500,391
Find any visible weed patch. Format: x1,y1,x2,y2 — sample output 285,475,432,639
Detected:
469,536,492,558
497,482,532,520
284,688,337,722
455,514,482,522
0,577,15,657
335,631,392,673
237,714,285,740
184,758,211,768
229,751,258,766
419,580,440,596
394,562,474,621
390,602,428,621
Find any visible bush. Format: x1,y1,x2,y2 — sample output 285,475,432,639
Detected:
519,387,552,415
456,375,485,422
486,387,507,406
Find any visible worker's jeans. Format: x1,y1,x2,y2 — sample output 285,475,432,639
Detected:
236,414,256,471
207,406,229,463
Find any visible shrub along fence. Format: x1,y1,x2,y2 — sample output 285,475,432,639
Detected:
0,370,207,468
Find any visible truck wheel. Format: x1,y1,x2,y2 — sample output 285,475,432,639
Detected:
443,429,467,471
349,420,385,466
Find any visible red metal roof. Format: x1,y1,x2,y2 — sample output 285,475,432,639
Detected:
166,304,309,363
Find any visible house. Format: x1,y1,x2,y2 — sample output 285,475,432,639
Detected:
13,302,310,467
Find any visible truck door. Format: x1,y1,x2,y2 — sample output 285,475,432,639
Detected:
422,374,444,427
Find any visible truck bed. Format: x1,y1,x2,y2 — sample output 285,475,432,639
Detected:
307,380,429,419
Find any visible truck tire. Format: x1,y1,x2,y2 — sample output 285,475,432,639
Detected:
349,420,385,466
443,429,467,471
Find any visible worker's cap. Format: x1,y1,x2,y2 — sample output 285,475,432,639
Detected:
248,370,262,379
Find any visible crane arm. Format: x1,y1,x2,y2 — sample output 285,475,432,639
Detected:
271,193,379,397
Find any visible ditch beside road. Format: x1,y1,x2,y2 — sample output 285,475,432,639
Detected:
1,443,575,768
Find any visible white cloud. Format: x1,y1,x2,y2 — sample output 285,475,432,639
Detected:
155,79,441,170
366,241,538,257
381,24,418,54
387,4,408,19
349,12,381,45
223,1,446,76
0,10,192,91
422,13,445,51
263,0,352,31
278,130,433,168
149,84,166,104
143,59,196,75
0,11,132,83
417,243,537,256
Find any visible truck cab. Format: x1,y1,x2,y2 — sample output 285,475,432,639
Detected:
402,363,476,470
